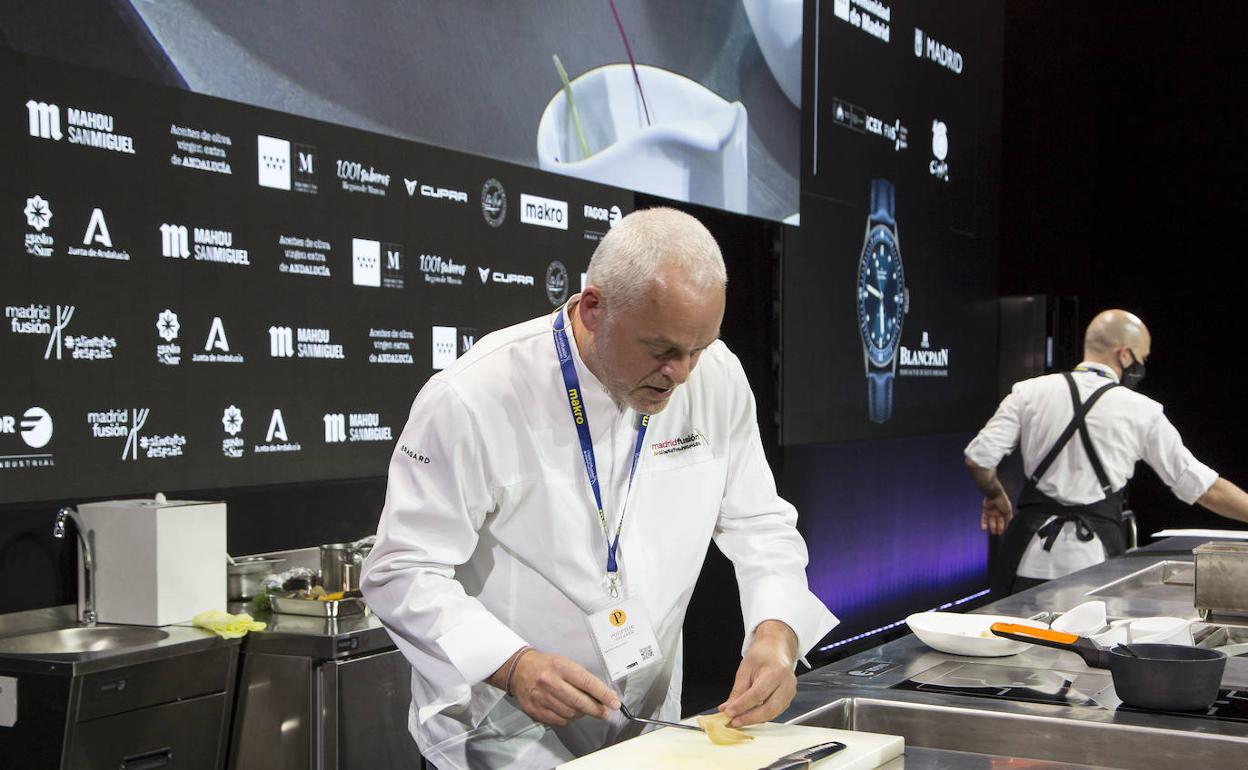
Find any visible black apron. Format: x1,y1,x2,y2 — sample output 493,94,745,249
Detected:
992,372,1128,597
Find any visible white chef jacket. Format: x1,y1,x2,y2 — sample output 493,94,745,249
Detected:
362,303,838,770
965,361,1218,578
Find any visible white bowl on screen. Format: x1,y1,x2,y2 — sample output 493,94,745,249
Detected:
742,0,803,108
537,64,749,214
906,612,1047,657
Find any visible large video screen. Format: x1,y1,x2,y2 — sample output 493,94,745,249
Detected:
1,0,800,223
781,0,1003,444
0,50,630,504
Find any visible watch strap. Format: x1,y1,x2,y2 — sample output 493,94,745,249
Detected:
867,369,894,423
869,178,895,228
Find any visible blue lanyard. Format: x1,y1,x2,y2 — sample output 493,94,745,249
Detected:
1073,366,1113,380
552,307,649,596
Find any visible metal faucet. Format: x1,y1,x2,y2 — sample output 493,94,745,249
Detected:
53,507,96,626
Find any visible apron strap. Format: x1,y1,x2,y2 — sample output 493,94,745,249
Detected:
1027,373,1120,494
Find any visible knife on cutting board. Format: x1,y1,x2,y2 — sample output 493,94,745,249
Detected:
757,740,847,769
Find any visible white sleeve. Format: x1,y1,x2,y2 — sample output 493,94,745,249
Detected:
711,354,838,658
1138,409,1218,505
965,385,1024,470
360,378,527,725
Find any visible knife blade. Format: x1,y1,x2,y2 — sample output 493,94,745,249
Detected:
756,739,848,770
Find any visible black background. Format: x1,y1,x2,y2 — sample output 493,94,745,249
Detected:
783,0,1004,444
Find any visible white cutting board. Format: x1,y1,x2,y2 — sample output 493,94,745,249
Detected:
559,722,904,770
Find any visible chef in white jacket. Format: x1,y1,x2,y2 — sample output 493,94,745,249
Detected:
362,207,837,769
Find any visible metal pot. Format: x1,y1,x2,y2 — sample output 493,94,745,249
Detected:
992,622,1228,711
226,555,287,600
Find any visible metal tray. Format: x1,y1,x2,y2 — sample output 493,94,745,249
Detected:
270,595,369,618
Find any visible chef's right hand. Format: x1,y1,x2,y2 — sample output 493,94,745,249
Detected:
510,650,621,726
981,491,1013,535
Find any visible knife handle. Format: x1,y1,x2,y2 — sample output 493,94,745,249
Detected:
758,740,848,769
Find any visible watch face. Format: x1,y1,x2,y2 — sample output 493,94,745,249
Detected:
857,225,905,365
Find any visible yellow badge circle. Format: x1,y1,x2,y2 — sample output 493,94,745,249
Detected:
608,609,628,627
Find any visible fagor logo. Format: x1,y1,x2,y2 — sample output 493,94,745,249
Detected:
20,407,54,449
520,193,568,230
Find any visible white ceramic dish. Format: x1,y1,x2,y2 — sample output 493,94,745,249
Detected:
1051,600,1108,636
906,612,1047,657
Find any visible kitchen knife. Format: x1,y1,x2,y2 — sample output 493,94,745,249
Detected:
756,739,848,769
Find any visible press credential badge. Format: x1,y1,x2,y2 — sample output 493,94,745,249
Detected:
586,597,663,682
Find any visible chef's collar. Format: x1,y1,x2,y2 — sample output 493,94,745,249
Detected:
1074,361,1119,383
556,298,621,415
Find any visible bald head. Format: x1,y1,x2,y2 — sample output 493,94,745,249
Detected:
1083,309,1151,374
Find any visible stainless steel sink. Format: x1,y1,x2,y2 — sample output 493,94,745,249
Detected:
0,625,169,656
794,697,1248,769
1086,561,1194,602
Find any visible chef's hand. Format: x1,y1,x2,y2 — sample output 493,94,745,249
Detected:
719,620,798,727
497,649,620,726
981,491,1013,535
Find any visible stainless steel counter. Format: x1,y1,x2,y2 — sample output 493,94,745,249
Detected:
780,547,1248,769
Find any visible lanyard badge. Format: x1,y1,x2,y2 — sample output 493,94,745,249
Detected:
552,307,648,598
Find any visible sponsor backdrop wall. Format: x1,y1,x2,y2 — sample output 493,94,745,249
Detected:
2,50,630,504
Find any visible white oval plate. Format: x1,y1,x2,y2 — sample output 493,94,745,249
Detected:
906,611,1047,657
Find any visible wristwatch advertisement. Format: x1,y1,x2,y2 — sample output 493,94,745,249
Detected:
856,178,909,423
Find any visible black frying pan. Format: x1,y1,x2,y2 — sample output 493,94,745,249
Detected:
991,622,1227,712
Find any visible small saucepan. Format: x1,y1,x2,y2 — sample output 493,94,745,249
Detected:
991,622,1227,712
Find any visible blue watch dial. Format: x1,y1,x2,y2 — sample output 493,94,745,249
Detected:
857,225,905,366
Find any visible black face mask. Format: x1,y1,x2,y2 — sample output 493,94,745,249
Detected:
1121,349,1146,390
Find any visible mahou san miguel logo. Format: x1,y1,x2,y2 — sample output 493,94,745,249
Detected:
26,99,137,154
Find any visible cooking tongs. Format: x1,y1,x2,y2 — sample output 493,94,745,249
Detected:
618,702,703,732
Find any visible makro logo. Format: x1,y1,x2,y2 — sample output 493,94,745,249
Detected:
156,309,181,365
67,208,130,262
23,195,54,258
268,325,345,359
481,178,507,227
323,412,393,443
520,193,568,230
258,134,317,193
26,99,136,153
584,204,622,226
930,120,950,182
914,28,964,74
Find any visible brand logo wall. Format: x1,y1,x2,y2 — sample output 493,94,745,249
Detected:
336,158,390,196
405,178,468,203
192,317,244,363
155,309,181,365
930,120,950,182
23,195,54,257
352,238,404,289
26,99,136,154
256,134,317,193
546,261,570,306
914,28,964,74
67,208,130,261
832,97,908,152
268,325,345,359
160,224,250,265
481,178,507,227
520,193,568,230
0,406,55,469
255,408,301,453
323,412,394,443
221,405,245,458
419,253,467,286
368,327,414,365
583,204,622,226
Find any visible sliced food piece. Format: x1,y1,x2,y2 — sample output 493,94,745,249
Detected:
695,712,754,745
